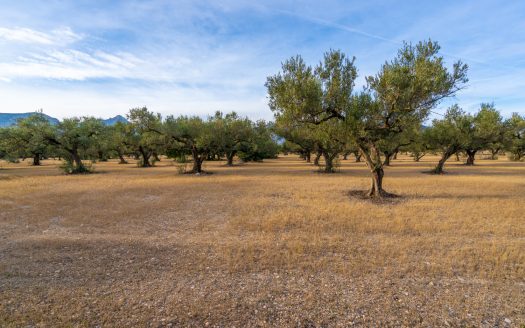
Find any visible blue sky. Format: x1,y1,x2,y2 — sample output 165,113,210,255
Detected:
0,0,524,120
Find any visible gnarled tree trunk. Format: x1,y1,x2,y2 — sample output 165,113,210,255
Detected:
367,167,385,197
313,151,322,166
433,148,456,174
191,147,205,173
359,144,389,198
322,151,336,173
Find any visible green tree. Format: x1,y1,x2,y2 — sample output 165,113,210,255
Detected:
163,115,215,174
211,111,253,166
505,113,525,161
45,117,105,173
238,120,279,162
403,126,429,162
109,122,131,164
426,105,472,174
274,122,316,163
267,41,467,197
2,113,55,165
125,107,164,167
463,103,504,165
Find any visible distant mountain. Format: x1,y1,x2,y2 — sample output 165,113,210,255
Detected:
0,112,59,127
0,112,128,127
102,115,128,126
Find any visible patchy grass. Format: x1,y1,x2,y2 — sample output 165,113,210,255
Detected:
0,155,524,327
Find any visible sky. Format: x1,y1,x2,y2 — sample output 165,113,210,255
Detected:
0,0,524,121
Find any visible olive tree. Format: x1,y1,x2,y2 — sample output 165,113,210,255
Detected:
267,41,467,197
463,103,504,165
125,107,164,167
505,113,525,161
237,120,279,162
2,114,55,165
45,117,105,173
211,111,252,166
163,115,214,174
425,105,471,174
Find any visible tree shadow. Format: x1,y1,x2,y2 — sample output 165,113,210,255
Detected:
346,190,403,205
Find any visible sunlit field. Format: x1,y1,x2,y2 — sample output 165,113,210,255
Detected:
1,155,524,327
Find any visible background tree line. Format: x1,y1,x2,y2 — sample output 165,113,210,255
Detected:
0,108,279,174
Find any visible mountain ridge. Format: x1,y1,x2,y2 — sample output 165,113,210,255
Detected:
0,112,128,127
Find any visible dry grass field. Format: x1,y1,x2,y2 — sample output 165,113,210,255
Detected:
0,155,524,327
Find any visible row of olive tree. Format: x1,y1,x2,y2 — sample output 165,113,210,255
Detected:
0,109,279,174
279,100,524,176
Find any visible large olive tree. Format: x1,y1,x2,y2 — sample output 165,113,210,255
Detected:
267,41,467,197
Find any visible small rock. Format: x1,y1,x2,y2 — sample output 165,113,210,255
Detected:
504,318,511,324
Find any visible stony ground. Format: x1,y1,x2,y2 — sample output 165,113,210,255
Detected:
0,155,524,327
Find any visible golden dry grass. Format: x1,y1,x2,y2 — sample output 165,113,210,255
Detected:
0,155,524,327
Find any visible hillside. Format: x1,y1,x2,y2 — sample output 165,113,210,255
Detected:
0,112,128,127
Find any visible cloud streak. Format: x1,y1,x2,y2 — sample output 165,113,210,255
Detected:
0,26,82,45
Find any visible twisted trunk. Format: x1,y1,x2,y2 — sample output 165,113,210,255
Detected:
191,147,205,173
313,151,322,166
433,148,456,174
367,167,385,197
322,151,336,173
358,144,388,198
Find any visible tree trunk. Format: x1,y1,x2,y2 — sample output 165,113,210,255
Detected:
455,152,460,161
191,147,205,173
305,152,311,163
322,152,334,173
465,150,476,165
32,154,41,166
353,151,361,162
153,152,161,162
414,153,425,162
226,151,236,166
367,167,385,198
433,149,454,174
71,150,84,170
358,144,388,198
383,152,392,166
343,152,349,160
118,153,128,164
139,147,151,167
313,151,321,166
490,149,499,160
393,151,398,160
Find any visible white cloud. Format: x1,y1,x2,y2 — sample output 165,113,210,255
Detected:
0,26,82,45
0,49,143,81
